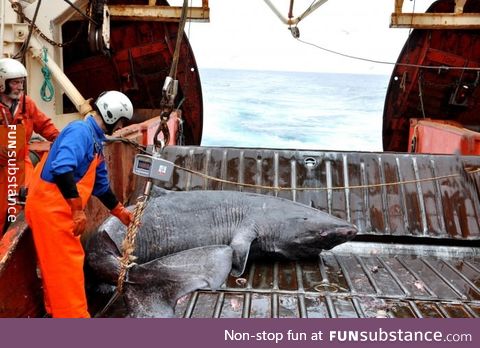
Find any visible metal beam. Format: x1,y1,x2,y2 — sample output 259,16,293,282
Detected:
108,5,210,22
29,38,92,117
391,13,480,29
263,0,328,25
455,0,467,14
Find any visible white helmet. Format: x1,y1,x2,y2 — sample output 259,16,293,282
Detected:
94,90,133,125
0,58,28,93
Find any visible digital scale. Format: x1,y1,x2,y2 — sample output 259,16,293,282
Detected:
133,154,174,181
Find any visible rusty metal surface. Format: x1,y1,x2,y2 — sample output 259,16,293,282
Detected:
89,144,480,318
62,0,203,145
5,143,480,318
99,242,480,318
0,213,44,318
169,244,480,318
156,146,480,240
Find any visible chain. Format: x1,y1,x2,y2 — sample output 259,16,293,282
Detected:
11,2,87,48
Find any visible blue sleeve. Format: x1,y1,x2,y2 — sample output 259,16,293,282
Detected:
49,125,93,176
92,156,111,196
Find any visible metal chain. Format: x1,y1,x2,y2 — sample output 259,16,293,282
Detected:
11,1,87,48
116,195,148,294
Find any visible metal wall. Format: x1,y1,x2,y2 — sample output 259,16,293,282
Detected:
158,146,480,241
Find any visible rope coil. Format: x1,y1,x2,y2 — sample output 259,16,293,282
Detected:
40,48,54,102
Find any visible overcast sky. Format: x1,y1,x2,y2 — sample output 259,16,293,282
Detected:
182,0,434,74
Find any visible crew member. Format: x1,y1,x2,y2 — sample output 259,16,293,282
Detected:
25,90,134,318
0,58,59,235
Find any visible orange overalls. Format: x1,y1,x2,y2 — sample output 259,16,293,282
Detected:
0,95,59,233
25,153,99,318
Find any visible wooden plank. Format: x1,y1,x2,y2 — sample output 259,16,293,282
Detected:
108,5,210,22
391,13,480,29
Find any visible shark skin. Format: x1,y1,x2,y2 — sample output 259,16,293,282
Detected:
86,187,357,317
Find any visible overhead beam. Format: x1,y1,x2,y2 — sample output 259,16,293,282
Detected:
390,13,480,29
391,0,480,29
108,5,210,22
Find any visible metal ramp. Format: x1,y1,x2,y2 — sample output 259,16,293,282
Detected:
97,146,480,318
173,243,480,318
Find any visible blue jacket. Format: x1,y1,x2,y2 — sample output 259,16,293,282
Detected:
41,115,110,196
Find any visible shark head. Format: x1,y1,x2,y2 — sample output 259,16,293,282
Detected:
266,204,358,259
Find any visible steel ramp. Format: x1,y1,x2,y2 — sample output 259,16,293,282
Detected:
172,242,480,318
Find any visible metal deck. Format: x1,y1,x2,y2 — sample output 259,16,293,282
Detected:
172,243,480,318
98,146,480,318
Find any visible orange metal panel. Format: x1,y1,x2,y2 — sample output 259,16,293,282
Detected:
409,118,480,154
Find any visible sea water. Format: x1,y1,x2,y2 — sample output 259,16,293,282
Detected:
199,68,390,152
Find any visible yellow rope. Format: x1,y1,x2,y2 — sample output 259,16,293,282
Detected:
112,139,480,293
112,136,480,192
173,164,480,192
116,195,148,294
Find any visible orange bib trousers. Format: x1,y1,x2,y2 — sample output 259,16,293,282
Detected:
25,154,99,318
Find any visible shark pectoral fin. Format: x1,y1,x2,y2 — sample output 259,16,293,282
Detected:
230,229,257,277
124,245,233,318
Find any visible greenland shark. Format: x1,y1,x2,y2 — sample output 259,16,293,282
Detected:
85,187,357,317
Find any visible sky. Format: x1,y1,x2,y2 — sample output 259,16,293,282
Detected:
180,0,435,75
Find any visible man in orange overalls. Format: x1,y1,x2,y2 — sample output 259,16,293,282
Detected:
0,58,59,235
25,91,134,318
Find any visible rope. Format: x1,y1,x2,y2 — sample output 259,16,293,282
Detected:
40,48,54,102
109,136,480,192
169,0,189,81
294,37,480,72
154,0,189,151
116,195,148,294
173,163,480,192
417,73,426,119
15,0,42,61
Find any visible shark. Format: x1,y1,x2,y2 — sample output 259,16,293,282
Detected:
85,186,357,317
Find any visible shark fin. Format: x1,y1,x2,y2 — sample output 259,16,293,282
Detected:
124,245,233,318
229,227,257,277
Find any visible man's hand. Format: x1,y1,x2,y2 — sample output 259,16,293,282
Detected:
111,202,134,226
67,197,86,236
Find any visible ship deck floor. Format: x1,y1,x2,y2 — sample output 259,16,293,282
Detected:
97,242,480,318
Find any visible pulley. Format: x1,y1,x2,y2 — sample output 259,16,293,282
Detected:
88,0,111,54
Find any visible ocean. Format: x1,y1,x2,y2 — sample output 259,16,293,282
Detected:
198,69,390,152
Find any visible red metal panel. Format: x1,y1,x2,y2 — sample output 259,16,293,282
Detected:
383,0,480,152
0,217,44,317
409,118,480,155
